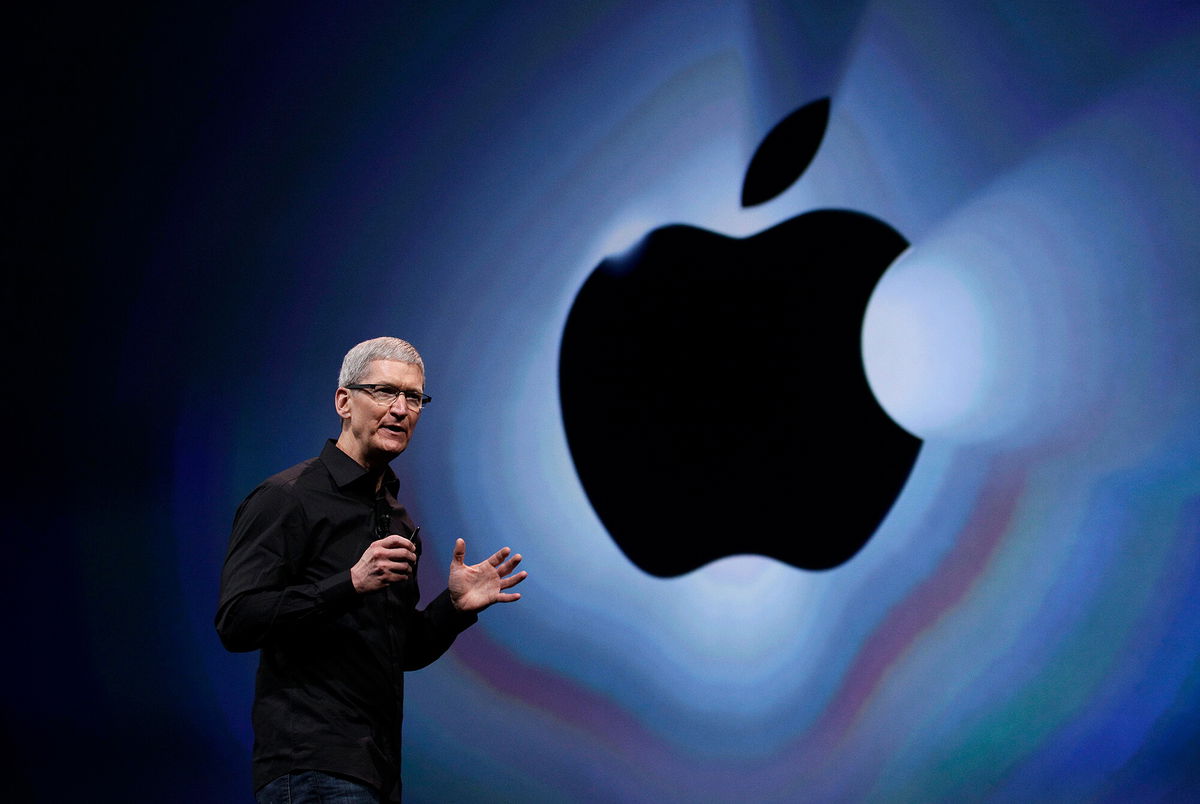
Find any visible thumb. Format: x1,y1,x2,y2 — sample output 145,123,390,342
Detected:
452,538,466,565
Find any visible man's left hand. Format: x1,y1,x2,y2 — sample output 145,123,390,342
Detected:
448,539,527,612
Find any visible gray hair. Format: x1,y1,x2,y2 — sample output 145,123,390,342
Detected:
338,337,425,387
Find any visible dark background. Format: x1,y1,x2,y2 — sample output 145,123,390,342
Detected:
8,2,1200,801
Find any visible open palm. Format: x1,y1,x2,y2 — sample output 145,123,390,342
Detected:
448,538,527,612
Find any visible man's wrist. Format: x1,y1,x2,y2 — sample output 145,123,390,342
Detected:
319,569,359,602
437,589,480,626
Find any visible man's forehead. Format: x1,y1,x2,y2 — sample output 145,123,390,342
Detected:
365,359,425,386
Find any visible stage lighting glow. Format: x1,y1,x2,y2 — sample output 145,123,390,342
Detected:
163,3,1200,801
862,249,987,439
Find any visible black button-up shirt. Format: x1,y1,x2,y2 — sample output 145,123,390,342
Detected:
216,440,476,800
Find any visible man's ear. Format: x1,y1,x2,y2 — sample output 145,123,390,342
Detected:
334,387,352,421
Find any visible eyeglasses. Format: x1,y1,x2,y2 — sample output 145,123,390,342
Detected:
345,384,432,411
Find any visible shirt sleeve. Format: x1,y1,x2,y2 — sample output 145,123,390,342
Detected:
399,586,478,671
214,482,358,652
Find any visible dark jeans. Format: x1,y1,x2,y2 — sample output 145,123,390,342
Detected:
256,771,382,804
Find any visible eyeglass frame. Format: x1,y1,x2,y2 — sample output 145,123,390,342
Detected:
344,383,432,411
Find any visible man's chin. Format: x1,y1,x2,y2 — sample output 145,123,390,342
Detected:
372,436,408,459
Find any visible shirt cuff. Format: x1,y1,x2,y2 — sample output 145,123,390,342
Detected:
314,569,357,605
428,588,479,632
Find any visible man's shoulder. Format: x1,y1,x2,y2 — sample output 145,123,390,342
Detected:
261,455,325,490
233,455,329,523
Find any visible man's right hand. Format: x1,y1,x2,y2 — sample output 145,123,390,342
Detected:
351,535,417,592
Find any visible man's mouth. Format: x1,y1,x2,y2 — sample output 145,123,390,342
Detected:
382,425,406,435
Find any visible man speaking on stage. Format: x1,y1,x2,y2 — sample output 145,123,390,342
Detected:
216,336,527,802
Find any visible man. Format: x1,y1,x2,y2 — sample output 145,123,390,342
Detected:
216,337,526,803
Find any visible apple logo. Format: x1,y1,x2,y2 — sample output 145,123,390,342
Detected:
559,97,921,576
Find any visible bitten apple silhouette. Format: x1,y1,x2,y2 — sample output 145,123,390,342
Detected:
559,98,921,576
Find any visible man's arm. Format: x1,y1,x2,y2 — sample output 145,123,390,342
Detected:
214,483,357,652
398,538,527,671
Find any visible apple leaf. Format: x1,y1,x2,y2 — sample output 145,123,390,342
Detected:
741,97,831,208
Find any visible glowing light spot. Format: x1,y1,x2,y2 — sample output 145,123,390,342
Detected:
863,249,988,439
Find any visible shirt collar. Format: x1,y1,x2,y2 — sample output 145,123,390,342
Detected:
319,439,399,496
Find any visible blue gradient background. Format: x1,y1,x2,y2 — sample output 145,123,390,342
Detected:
9,1,1200,801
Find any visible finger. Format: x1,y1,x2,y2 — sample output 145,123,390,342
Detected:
385,557,413,574
382,535,416,551
499,570,528,589
495,553,523,575
385,559,414,576
372,554,413,573
382,547,417,562
375,544,413,561
494,592,521,603
452,538,466,566
376,554,411,569
487,547,512,567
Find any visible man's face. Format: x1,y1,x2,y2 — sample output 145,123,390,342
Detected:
335,359,425,468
